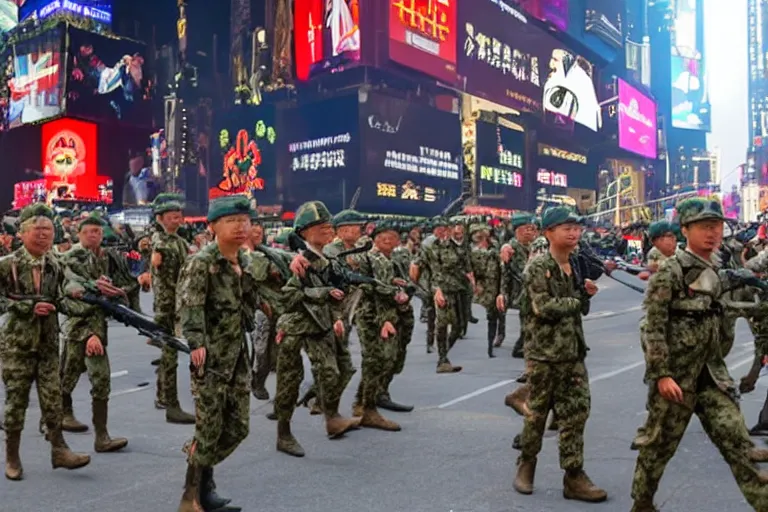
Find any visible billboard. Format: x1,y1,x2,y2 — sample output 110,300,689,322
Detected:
4,26,65,129
618,79,657,159
19,0,112,25
294,0,361,81
585,0,623,48
516,0,568,31
358,94,461,216
211,106,279,204
0,0,18,33
536,141,595,190
389,0,457,83
671,0,709,131
66,27,152,126
474,121,527,209
458,0,600,131
39,117,113,203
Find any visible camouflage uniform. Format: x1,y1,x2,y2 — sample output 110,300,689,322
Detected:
470,231,502,357
631,199,768,511
503,238,531,357
416,233,438,352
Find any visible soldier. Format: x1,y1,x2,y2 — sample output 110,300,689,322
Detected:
469,223,503,358
58,213,129,452
631,198,768,511
513,206,606,503
324,209,366,258
638,221,678,280
150,193,195,424
175,195,262,512
1,203,90,481
413,219,440,353
451,217,477,337
274,201,361,457
352,220,413,430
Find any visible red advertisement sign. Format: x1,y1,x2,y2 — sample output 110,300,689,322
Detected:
294,0,361,81
389,0,457,83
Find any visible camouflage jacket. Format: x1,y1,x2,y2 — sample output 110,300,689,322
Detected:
642,250,734,395
280,248,344,336
355,249,407,328
0,248,69,355
392,242,420,275
323,239,350,259
645,247,669,267
471,244,500,309
421,239,471,294
745,247,768,273
151,230,189,326
501,239,530,307
523,253,590,362
529,236,549,260
248,248,293,317
176,244,261,381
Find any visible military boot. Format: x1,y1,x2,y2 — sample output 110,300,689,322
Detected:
178,463,203,512
360,408,401,431
562,469,608,502
166,405,196,424
276,420,305,457
487,317,498,358
513,458,536,495
376,391,413,413
93,399,128,453
61,393,89,433
630,500,659,512
251,371,270,401
436,362,462,373
512,336,524,358
200,467,234,510
351,403,364,417
324,400,361,438
48,428,91,470
504,386,530,418
4,430,22,481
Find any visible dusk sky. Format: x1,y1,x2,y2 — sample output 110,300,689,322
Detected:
705,0,748,189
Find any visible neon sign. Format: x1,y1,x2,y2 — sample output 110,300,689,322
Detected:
479,166,522,187
537,169,568,187
538,143,587,164
393,0,451,43
376,180,439,202
25,0,112,24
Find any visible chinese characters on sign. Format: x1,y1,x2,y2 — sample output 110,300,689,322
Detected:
291,150,346,172
376,180,439,202
463,23,540,92
500,150,523,169
538,143,587,164
537,169,568,187
393,0,451,45
384,146,460,180
480,166,523,187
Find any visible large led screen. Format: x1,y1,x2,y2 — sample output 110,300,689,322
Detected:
474,121,527,209
459,0,601,131
618,80,657,159
19,0,112,25
359,94,461,216
671,55,710,131
389,0,457,83
66,27,152,126
516,0,568,31
294,0,361,81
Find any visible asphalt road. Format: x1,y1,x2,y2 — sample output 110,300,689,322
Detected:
1,274,767,512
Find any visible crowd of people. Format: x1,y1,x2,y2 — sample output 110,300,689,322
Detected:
5,193,768,511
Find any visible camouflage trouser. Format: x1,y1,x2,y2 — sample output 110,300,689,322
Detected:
304,317,355,401
632,372,768,508
356,323,398,408
305,330,355,416
457,289,472,335
155,316,181,407
250,310,273,389
188,351,250,468
3,349,63,432
388,307,415,380
273,334,304,422
519,360,590,470
426,306,436,347
60,338,112,401
435,293,461,365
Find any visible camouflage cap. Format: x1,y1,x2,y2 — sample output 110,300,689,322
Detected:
372,220,400,237
431,216,448,228
675,198,725,227
19,203,54,224
152,192,185,215
469,223,490,235
78,212,107,231
332,209,366,228
511,212,536,229
648,220,675,240
293,201,332,233
540,206,581,231
448,215,466,226
57,209,74,219
207,194,251,223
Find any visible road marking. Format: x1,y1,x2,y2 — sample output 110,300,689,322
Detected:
437,380,516,409
729,355,757,372
584,305,643,321
111,370,128,378
110,386,151,398
590,361,646,383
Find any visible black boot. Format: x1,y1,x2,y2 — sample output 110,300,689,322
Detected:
487,317,498,358
512,335,524,359
376,392,414,413
751,391,768,436
200,467,232,510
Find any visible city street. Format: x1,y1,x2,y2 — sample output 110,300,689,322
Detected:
1,274,765,512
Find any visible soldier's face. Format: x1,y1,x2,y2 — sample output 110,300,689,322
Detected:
515,224,537,244
250,223,264,246
547,223,582,250
683,220,723,253
409,228,421,242
654,233,677,256
337,225,362,244
452,225,465,240
212,214,250,246
434,226,448,240
304,222,335,248
21,217,54,256
80,225,104,249
374,231,399,254
159,211,184,233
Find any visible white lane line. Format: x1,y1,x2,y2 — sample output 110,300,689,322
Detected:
437,380,516,409
590,361,646,383
110,370,128,378
110,386,151,398
729,355,757,372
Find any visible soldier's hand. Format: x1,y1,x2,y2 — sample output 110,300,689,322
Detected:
496,294,506,312
261,302,273,319
657,377,684,404
394,291,409,304
190,347,207,368
275,330,285,345
603,260,617,274
333,319,345,338
392,278,407,287
290,253,310,277
329,289,345,301
584,279,598,296
380,321,397,340
69,287,84,299
85,335,104,357
409,262,420,283
434,288,446,308
151,251,163,268
33,302,56,317
474,284,483,296
638,271,651,281
137,272,151,289
500,244,514,264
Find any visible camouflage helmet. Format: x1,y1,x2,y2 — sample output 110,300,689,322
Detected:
293,201,332,234
675,197,725,227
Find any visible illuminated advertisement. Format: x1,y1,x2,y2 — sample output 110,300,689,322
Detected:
516,0,568,31
358,94,461,216
13,179,46,209
294,0,361,81
389,0,457,83
536,139,595,190
40,117,113,203
0,0,18,33
671,0,709,131
458,0,600,131
618,79,657,159
211,106,278,203
585,0,623,48
66,27,151,126
4,26,65,129
474,121,527,208
19,0,112,25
